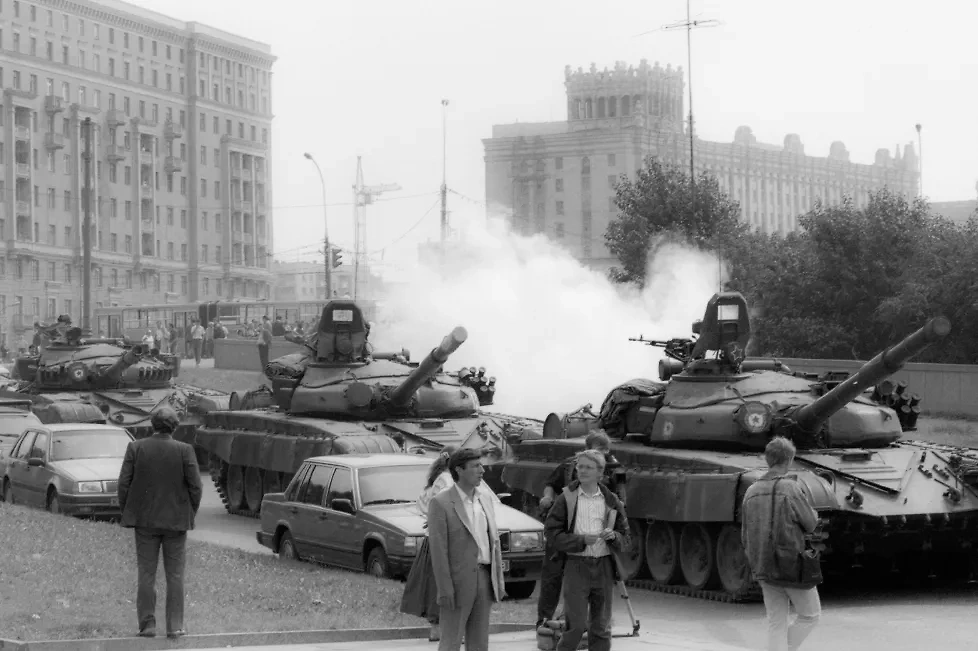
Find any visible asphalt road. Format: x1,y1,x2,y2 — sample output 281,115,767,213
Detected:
192,483,978,651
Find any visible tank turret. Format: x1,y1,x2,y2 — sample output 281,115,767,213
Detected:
387,327,467,406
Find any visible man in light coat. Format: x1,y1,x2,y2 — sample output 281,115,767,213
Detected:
427,447,506,651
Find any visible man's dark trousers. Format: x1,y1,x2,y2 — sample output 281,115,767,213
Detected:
135,527,187,634
537,540,564,622
556,556,614,651
258,344,269,370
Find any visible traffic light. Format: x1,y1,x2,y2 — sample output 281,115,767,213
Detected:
331,246,343,268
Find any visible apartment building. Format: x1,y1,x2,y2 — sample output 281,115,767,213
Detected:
0,0,275,335
483,60,918,270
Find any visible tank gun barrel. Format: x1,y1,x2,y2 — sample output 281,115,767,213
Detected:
99,346,143,382
793,317,950,432
387,327,467,406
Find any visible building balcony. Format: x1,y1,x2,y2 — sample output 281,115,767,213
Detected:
16,201,30,216
140,184,153,198
240,199,253,213
139,150,154,164
256,230,266,244
106,109,126,128
44,96,65,114
132,116,158,130
15,163,30,178
255,167,265,182
14,125,30,141
44,133,65,150
230,166,242,180
11,314,36,330
164,121,183,139
231,229,243,243
165,156,183,173
106,144,126,162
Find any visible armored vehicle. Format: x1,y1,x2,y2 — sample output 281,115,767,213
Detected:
0,324,229,450
502,292,975,601
196,300,541,517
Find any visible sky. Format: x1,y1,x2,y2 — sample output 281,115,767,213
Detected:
131,0,978,274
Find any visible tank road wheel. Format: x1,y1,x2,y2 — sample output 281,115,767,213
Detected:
645,521,681,584
225,464,247,511
244,466,264,513
617,519,647,580
679,523,720,590
716,524,755,596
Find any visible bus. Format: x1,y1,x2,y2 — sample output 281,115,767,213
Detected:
93,299,379,342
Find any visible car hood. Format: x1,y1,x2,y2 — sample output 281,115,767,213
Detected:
365,501,544,535
49,457,125,482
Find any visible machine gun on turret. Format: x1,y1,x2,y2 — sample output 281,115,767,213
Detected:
629,336,695,364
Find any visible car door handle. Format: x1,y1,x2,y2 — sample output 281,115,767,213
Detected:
289,507,298,514
317,514,329,520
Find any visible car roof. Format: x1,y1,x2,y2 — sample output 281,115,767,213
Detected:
44,422,128,433
304,453,430,469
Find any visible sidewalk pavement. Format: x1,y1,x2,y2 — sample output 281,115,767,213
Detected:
190,630,749,651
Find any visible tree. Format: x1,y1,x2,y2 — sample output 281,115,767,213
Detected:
605,157,744,286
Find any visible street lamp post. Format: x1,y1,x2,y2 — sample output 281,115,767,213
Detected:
303,152,332,298
915,123,922,198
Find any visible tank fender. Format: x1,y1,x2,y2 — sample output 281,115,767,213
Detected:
623,471,741,522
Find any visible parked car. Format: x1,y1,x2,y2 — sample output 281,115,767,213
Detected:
0,423,133,517
0,399,43,459
257,454,545,599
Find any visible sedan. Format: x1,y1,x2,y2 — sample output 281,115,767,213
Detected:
0,423,133,517
257,453,544,599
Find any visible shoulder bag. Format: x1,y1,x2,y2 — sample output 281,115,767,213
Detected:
769,478,823,588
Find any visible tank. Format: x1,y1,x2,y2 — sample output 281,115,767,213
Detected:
0,322,230,450
502,291,976,602
195,299,542,517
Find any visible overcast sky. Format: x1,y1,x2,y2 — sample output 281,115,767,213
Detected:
132,0,977,272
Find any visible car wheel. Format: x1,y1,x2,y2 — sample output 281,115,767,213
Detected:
47,490,61,515
366,546,390,579
2,479,12,505
278,532,300,561
504,580,536,600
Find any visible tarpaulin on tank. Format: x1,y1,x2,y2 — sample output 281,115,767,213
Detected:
598,378,666,437
33,401,105,424
665,371,816,407
333,435,401,455
37,343,129,363
264,350,314,380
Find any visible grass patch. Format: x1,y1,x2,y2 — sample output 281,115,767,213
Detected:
176,367,267,394
0,504,534,641
909,416,978,447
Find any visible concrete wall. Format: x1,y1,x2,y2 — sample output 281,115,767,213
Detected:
782,358,978,417
214,338,306,372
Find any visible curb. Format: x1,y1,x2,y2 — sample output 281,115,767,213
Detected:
0,623,535,651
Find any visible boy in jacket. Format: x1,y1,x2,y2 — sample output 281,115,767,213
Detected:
741,436,821,651
544,450,630,651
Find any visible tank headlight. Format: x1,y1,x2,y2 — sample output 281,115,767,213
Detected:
736,401,772,434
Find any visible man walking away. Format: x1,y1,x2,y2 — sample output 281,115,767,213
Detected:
427,448,506,651
741,437,821,651
257,315,272,371
204,322,214,358
537,430,619,626
118,407,203,639
544,450,630,651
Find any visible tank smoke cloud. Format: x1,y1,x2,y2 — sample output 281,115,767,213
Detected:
372,211,724,418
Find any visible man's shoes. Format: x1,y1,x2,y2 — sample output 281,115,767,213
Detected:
427,623,440,642
166,630,186,639
137,628,156,638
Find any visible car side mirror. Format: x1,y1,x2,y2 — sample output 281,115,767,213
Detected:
497,493,512,500
27,457,44,467
331,498,355,515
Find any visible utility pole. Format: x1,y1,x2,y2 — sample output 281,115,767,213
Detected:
440,99,449,243
82,118,93,333
303,152,331,298
352,158,399,300
915,123,922,198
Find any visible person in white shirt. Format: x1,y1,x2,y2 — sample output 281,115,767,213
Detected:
141,329,156,349
190,321,205,367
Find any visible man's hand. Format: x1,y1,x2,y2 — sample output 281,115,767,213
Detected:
600,528,617,542
583,533,602,545
539,495,554,511
437,595,456,611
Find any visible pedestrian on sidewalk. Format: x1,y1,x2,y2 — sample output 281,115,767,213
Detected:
741,437,822,651
536,430,620,626
117,407,203,639
428,448,506,651
257,315,272,371
544,450,630,651
190,320,205,366
400,447,457,642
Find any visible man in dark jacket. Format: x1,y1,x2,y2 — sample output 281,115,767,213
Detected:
118,407,203,639
741,436,821,651
544,450,630,651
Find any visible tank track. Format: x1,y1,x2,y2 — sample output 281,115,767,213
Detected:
625,579,763,603
208,456,260,519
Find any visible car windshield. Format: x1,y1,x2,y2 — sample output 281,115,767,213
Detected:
0,412,41,441
358,466,428,506
50,430,131,461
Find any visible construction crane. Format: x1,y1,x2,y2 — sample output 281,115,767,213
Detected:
352,157,400,300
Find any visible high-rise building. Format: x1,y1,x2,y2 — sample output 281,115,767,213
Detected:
484,60,918,270
0,0,274,335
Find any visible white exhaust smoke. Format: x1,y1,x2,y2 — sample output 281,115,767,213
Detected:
371,211,723,419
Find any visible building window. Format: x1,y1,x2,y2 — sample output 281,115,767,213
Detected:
555,179,563,192
608,175,617,189
555,223,565,239
555,157,563,170
556,201,564,215
608,153,616,166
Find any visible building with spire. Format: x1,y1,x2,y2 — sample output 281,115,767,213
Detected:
483,60,919,270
